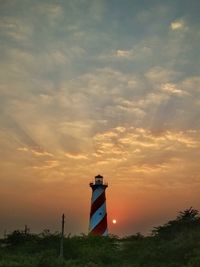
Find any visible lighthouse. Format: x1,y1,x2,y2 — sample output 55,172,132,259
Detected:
89,175,108,236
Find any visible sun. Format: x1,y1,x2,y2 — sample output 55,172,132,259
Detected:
112,219,117,224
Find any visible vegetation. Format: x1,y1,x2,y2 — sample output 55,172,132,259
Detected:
1,208,200,267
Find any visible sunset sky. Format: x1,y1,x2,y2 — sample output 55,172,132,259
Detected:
0,0,200,237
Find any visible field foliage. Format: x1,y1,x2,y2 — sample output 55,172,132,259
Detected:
1,208,200,267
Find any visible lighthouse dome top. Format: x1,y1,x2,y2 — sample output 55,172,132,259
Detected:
95,174,103,179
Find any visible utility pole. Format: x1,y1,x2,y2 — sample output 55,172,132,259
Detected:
4,230,7,239
24,225,29,235
60,213,65,264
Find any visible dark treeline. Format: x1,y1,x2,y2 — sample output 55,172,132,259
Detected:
1,207,200,267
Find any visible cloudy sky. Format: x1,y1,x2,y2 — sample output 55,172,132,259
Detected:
0,0,200,236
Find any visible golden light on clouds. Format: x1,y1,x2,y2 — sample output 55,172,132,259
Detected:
170,20,186,30
116,50,133,58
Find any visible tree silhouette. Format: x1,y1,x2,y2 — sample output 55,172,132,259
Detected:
152,207,200,239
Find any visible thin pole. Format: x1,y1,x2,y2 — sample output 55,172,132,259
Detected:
4,230,7,239
24,225,28,235
60,214,65,260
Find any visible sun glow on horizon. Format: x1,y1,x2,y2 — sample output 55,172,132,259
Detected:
112,219,117,224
